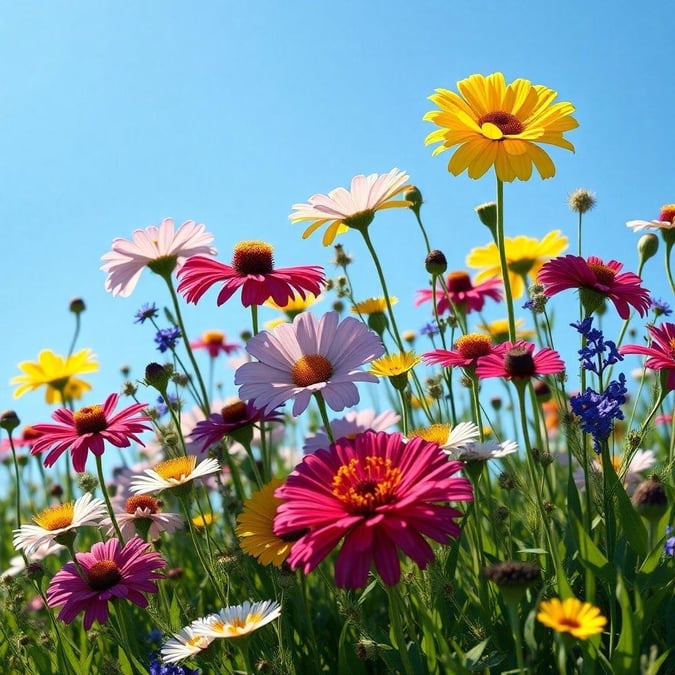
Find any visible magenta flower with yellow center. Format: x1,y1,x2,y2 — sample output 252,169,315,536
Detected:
30,393,152,472
424,72,578,182
190,330,240,358
177,240,325,307
424,333,502,370
415,271,502,315
104,495,183,541
289,168,410,246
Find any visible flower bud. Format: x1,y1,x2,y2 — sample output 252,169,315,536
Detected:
475,202,497,233
144,362,170,394
69,297,86,314
0,410,20,433
484,561,540,603
633,477,668,523
637,233,659,264
404,185,423,216
425,249,447,276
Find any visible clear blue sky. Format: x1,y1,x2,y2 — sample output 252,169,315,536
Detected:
2,1,674,432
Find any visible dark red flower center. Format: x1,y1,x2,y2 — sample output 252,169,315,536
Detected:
587,262,616,286
291,354,333,387
73,405,108,435
659,204,675,223
558,617,581,630
478,111,524,136
446,271,473,293
332,456,402,515
504,346,536,377
232,241,274,275
221,400,249,423
455,333,493,360
126,495,159,514
22,426,43,442
87,559,122,591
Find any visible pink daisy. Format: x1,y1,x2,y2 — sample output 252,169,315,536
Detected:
30,393,152,472
188,399,284,453
537,255,651,319
103,495,183,541
274,430,473,588
424,333,504,370
475,341,565,381
190,329,240,358
235,311,385,416
415,271,502,315
176,240,325,307
0,425,44,454
46,537,165,629
620,322,675,390
626,204,675,232
101,218,216,297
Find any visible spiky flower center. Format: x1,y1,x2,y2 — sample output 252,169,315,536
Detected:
659,204,675,223
504,346,536,377
587,262,616,286
87,559,122,591
332,456,402,514
232,241,274,275
291,354,333,387
33,502,75,530
455,333,493,360
221,400,249,423
478,111,524,136
408,424,450,446
126,495,159,514
446,271,473,293
73,404,108,435
203,330,225,344
155,456,197,482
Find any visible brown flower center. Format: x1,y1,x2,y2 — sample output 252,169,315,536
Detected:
232,241,274,275
332,456,401,515
221,400,249,423
22,426,43,442
587,262,616,286
478,111,524,136
558,617,581,630
126,495,159,514
504,346,536,377
73,405,108,435
291,354,333,387
446,271,473,293
455,333,493,360
659,204,675,223
87,560,122,591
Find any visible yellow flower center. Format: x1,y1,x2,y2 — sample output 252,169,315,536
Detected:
73,404,108,435
478,110,524,136
187,635,210,649
669,338,675,355
155,456,197,481
126,495,159,514
455,333,492,360
232,241,274,275
211,615,259,636
408,424,450,445
221,400,249,423
32,502,75,530
87,559,122,591
659,204,675,223
203,330,225,344
587,261,616,286
332,456,402,514
446,271,473,292
291,354,333,387
505,346,536,377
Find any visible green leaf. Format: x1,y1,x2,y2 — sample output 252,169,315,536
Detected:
610,573,642,675
571,515,615,584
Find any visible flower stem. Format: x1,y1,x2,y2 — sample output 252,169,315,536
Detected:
95,455,124,542
313,392,335,444
384,583,415,675
495,179,517,343
506,600,527,674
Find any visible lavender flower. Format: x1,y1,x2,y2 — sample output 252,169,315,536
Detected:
134,303,159,324
155,327,182,353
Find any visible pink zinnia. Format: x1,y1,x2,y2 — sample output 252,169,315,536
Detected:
424,333,504,370
415,271,502,315
176,240,325,307
30,393,152,472
537,255,651,319
190,329,240,358
46,537,165,629
620,322,675,390
235,311,384,415
475,341,565,381
274,430,473,588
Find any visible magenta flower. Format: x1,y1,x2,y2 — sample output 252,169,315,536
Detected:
46,537,165,629
176,240,325,307
475,341,565,381
415,271,502,315
190,329,240,358
424,333,504,370
188,399,284,452
537,255,651,319
274,430,473,588
30,393,152,472
620,322,675,389
235,311,384,416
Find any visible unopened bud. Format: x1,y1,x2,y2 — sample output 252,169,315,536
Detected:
144,362,170,394
404,185,423,214
0,410,20,433
475,202,497,233
633,478,668,522
69,297,86,314
637,233,659,264
425,249,447,276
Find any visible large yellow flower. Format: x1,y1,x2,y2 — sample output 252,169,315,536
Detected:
11,349,99,404
467,230,568,298
425,72,578,182
537,597,607,640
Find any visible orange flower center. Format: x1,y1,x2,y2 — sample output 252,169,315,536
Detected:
22,425,43,442
126,495,159,514
332,456,402,515
155,456,197,481
669,338,675,355
587,262,616,286
478,110,524,136
73,404,108,435
203,330,225,344
408,424,450,446
455,333,493,360
221,400,249,423
558,617,581,630
87,559,122,591
505,346,536,377
291,354,333,387
659,204,675,223
32,502,75,530
232,241,274,275
446,271,473,293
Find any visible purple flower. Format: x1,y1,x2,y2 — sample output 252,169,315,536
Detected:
154,327,181,353
665,526,674,557
650,298,673,317
420,321,440,337
571,318,622,374
134,303,159,324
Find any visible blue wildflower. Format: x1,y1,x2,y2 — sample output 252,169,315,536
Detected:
155,393,180,418
571,318,622,373
135,303,159,324
420,321,439,337
148,655,199,675
650,298,672,317
155,327,182,353
665,526,674,557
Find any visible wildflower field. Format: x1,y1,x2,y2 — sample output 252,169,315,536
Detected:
1,72,674,674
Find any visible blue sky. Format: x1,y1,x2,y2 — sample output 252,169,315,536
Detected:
1,1,674,435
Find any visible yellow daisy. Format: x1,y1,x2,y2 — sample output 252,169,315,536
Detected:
351,297,398,315
536,597,607,640
467,230,568,298
477,318,536,343
370,351,420,378
265,291,321,321
11,348,99,404
424,72,578,182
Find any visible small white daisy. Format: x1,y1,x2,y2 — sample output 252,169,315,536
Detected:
407,421,480,452
161,625,214,664
451,439,518,461
130,456,220,495
192,600,281,639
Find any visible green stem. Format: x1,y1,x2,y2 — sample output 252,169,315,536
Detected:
413,209,432,254
495,179,517,343
665,238,675,295
384,583,415,675
314,392,335,444
8,434,23,531
95,455,124,541
506,600,527,674
67,312,81,359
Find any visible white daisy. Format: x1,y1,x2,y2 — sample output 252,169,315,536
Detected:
407,421,480,452
1,541,64,578
129,456,220,495
451,439,518,461
161,625,213,664
192,600,281,639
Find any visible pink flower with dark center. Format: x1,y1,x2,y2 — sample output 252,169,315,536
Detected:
101,218,216,297
537,255,651,319
176,240,325,307
415,271,502,315
235,311,384,416
475,341,565,381
0,425,44,454
30,394,152,472
46,537,165,629
424,333,504,370
620,322,675,390
274,430,473,588
190,330,240,358
103,495,183,541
